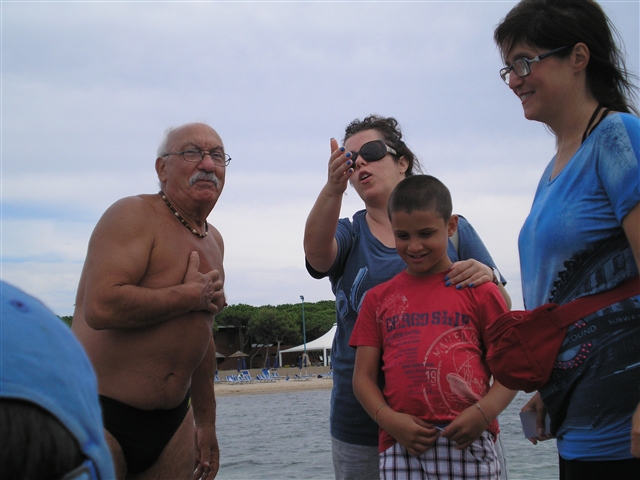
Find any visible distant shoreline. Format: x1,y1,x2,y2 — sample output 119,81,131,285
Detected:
215,367,332,397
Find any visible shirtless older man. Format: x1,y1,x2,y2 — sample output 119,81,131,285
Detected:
72,123,228,480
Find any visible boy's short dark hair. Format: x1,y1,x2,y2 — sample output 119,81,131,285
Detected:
388,175,452,221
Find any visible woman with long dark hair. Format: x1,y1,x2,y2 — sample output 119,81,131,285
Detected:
494,1,640,477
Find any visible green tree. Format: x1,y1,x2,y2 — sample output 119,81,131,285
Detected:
276,300,335,341
215,304,256,351
59,316,73,327
248,307,300,367
301,300,336,340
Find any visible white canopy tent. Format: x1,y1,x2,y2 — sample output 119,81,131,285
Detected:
279,323,336,367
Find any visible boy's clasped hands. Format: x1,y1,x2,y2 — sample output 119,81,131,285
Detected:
375,402,493,456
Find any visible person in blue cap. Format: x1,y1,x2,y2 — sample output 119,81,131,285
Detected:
0,280,116,480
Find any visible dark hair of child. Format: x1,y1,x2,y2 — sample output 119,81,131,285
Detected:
387,174,452,221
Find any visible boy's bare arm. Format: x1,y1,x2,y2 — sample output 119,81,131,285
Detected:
441,381,517,450
352,346,387,422
353,346,439,456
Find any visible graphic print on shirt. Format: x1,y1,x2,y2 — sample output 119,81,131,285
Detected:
377,293,488,419
336,266,369,327
550,231,633,305
422,327,485,418
546,231,639,376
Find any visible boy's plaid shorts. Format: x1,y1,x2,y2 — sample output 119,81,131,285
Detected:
380,431,500,480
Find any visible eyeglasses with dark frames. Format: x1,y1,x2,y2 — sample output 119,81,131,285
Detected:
162,149,231,167
349,140,398,162
500,46,570,85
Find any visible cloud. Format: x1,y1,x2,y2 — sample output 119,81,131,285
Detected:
2,0,638,315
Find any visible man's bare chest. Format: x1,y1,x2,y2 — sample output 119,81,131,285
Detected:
141,231,223,287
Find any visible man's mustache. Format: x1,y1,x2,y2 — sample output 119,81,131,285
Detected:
189,171,219,187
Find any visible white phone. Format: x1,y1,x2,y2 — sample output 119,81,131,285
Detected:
519,411,551,438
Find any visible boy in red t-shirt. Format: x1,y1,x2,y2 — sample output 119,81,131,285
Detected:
350,175,516,479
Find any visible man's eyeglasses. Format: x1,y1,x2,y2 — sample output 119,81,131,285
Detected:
163,149,231,167
500,46,570,85
349,140,398,162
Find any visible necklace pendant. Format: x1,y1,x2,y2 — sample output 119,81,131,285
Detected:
159,191,209,239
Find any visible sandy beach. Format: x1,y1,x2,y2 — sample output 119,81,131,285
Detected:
215,367,333,397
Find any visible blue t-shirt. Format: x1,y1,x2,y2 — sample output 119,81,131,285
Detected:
307,210,504,446
519,113,640,460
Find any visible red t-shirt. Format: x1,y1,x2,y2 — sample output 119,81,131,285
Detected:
349,270,508,452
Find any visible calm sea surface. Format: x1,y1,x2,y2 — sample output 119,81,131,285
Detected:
216,390,558,480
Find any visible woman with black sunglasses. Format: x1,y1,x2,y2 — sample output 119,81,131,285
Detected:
494,0,640,478
303,114,511,479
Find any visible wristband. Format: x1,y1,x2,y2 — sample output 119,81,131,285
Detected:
374,403,389,423
474,403,491,426
491,267,501,285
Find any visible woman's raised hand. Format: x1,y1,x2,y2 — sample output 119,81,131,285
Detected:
325,137,355,195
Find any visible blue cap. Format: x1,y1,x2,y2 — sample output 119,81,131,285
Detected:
0,281,115,480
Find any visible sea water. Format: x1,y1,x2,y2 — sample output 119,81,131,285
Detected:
216,390,558,480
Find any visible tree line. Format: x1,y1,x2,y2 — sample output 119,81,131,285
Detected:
214,300,336,359
58,300,336,357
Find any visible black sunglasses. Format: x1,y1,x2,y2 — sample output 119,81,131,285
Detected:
349,140,398,162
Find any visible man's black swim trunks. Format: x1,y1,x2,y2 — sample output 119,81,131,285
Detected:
99,392,190,474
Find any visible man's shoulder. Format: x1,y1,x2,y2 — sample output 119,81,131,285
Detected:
206,223,224,251
110,193,157,209
101,194,159,220
93,194,163,241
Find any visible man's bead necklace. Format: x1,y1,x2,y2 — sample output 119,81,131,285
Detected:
159,191,208,238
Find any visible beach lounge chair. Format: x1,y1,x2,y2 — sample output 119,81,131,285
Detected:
226,375,240,384
269,370,283,380
261,369,279,381
258,373,274,382
240,370,255,383
256,373,275,383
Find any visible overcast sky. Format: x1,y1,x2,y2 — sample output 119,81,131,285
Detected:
2,0,638,316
